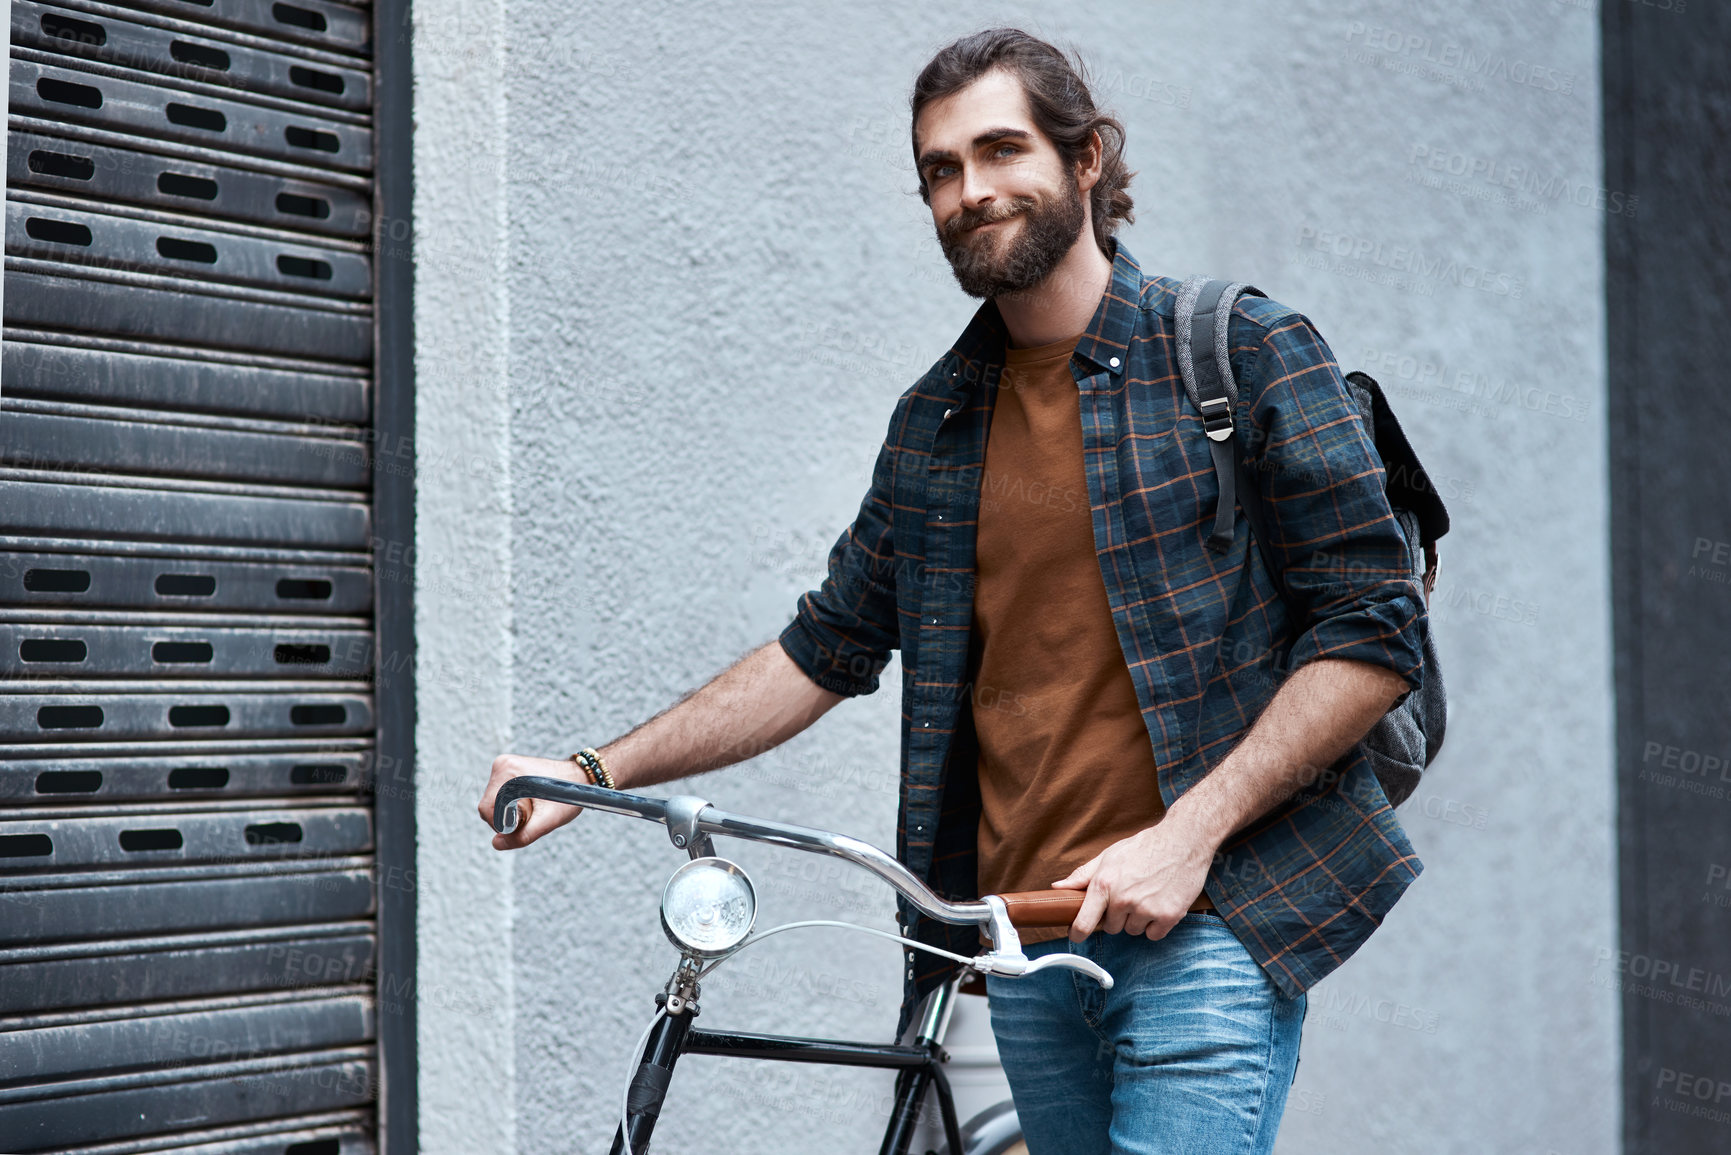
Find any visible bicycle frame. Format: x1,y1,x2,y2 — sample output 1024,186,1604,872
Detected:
607,975,964,1155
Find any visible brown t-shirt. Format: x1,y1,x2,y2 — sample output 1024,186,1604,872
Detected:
971,333,1211,944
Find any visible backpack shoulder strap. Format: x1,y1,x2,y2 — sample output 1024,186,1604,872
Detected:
1174,276,1270,551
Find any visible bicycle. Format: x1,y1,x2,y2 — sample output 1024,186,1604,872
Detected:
490,775,1114,1155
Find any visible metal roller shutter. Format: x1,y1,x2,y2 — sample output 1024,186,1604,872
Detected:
2,0,408,1150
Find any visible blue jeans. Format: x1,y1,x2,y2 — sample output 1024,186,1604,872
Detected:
984,913,1306,1155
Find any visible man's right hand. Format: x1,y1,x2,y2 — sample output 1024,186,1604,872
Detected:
478,753,589,851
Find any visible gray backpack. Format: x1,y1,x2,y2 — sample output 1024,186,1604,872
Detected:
1175,277,1449,808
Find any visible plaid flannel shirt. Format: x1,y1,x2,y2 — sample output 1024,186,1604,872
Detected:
778,241,1428,1040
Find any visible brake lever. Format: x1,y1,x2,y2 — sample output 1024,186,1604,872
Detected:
971,950,1114,989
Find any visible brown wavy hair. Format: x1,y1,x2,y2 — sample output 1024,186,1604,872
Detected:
910,28,1135,254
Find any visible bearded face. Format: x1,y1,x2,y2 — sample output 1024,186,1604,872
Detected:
935,165,1086,299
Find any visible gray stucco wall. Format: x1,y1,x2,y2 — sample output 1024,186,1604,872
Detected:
412,0,517,1150
414,2,1613,1152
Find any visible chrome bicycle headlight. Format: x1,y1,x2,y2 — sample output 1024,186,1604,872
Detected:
659,857,757,956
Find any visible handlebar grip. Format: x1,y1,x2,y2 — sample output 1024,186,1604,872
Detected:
491,775,655,835
996,889,1085,928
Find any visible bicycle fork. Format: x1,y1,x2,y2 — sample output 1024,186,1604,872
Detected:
609,991,697,1155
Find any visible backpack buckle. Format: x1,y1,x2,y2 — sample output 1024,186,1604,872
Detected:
1199,397,1234,442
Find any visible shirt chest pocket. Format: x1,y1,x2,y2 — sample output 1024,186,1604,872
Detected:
1113,420,1208,553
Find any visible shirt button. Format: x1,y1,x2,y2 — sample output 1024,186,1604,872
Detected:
942,408,953,420
1109,356,1121,368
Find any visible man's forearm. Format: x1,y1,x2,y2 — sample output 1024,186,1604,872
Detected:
1054,656,1410,937
1164,657,1410,848
480,638,844,850
599,640,845,791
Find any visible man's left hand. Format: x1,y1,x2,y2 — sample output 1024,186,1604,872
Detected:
1051,820,1214,942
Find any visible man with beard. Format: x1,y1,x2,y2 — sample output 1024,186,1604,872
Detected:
480,27,1427,1155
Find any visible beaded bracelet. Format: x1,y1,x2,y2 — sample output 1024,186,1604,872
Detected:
571,747,614,790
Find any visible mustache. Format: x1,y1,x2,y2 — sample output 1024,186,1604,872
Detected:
941,196,1037,243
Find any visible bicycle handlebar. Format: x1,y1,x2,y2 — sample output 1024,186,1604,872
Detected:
491,776,1112,988
492,775,997,929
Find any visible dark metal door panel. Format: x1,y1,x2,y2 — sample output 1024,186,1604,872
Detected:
0,621,375,678
0,407,370,488
11,57,373,173
0,479,371,548
0,686,375,742
4,0,397,1145
0,926,375,1011
0,806,374,870
2,337,370,423
0,746,374,803
0,551,374,614
10,128,374,237
103,0,372,56
0,989,375,1082
45,1111,376,1154
7,198,374,298
14,1,374,112
0,1052,376,1151
4,269,373,361
0,864,377,944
